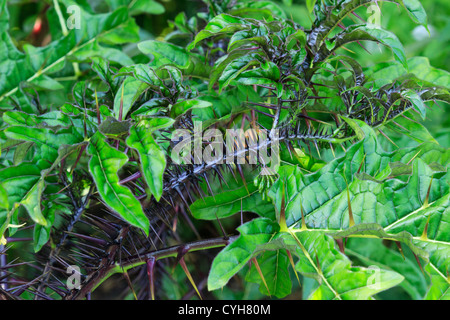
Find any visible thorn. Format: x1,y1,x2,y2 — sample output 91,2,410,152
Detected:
63,231,108,246
286,250,301,287
95,89,101,125
236,164,248,193
213,167,229,188
339,45,356,54
69,144,87,175
401,114,421,125
357,153,366,174
343,165,355,227
423,177,433,208
172,211,178,232
393,121,410,133
122,269,137,300
279,187,288,232
420,215,431,241
252,257,271,296
248,107,275,118
406,150,422,165
215,213,228,240
300,199,307,231
313,140,321,159
118,83,125,121
314,250,322,274
395,241,405,260
227,164,238,183
177,249,202,300
378,129,398,148
202,174,215,197
119,171,142,185
329,142,336,158
356,40,371,55
146,257,156,300
351,11,366,23
285,141,294,161
336,239,345,254
413,253,425,275
288,141,303,163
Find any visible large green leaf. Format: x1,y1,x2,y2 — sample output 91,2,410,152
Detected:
268,121,449,299
87,131,150,234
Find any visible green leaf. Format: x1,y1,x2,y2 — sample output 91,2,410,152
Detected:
99,117,132,137
269,121,449,229
333,25,407,68
117,64,161,87
114,77,149,120
170,99,212,119
306,0,316,14
402,0,428,28
402,89,426,120
71,40,134,66
33,200,70,252
245,248,292,298
384,112,437,144
424,264,450,300
138,40,211,78
126,121,169,201
129,0,165,15
87,131,150,235
0,164,44,229
407,57,450,87
311,0,428,52
187,14,248,50
208,218,279,291
191,183,275,221
218,53,262,93
228,1,286,21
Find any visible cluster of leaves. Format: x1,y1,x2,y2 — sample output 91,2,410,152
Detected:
0,0,448,300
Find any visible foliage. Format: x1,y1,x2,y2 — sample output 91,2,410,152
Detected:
0,0,448,300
